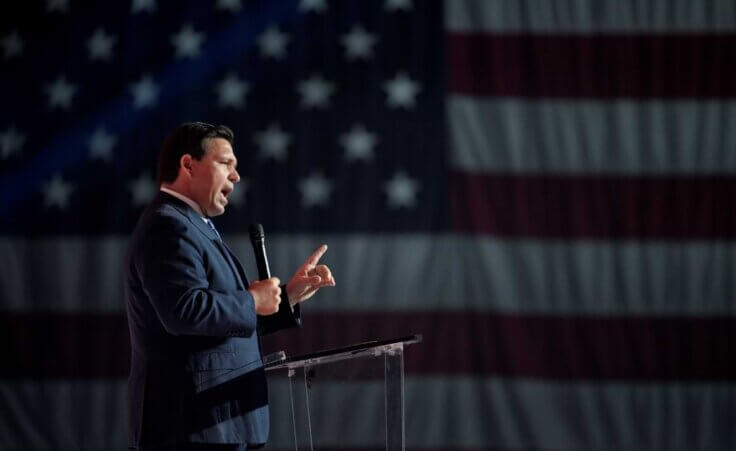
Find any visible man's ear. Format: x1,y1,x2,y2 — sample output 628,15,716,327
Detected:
180,154,193,175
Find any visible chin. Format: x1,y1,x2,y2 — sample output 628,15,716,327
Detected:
207,206,226,217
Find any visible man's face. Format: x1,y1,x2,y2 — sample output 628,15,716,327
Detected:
188,137,240,217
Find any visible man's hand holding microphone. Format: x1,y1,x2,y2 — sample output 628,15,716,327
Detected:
247,224,335,316
249,277,283,315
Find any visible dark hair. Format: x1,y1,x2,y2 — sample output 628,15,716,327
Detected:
156,122,235,184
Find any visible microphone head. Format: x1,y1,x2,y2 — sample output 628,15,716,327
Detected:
249,223,265,241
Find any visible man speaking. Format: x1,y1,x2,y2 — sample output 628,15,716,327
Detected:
124,122,335,450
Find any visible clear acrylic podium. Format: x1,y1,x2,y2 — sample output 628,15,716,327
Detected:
264,334,422,451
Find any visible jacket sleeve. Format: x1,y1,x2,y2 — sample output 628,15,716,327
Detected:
257,289,301,336
133,214,258,337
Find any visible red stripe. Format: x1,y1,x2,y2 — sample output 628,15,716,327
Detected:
448,33,736,98
3,312,735,381
450,172,736,238
0,313,130,379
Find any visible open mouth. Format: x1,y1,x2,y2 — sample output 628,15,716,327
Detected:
220,187,232,204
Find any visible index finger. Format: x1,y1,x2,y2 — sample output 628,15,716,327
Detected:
304,244,328,267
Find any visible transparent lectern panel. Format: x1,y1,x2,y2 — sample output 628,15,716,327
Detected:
384,350,405,450
265,347,406,451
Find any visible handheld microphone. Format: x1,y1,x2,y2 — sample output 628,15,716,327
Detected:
249,223,271,280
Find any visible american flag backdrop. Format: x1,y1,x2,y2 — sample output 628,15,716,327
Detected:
2,0,736,450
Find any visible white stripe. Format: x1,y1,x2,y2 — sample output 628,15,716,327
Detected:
2,235,735,315
446,0,736,33
0,237,127,313
448,96,736,174
2,377,734,450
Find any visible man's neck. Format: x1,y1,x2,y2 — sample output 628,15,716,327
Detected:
160,185,205,217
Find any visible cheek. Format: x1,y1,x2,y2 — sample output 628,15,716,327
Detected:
210,172,224,190
217,172,230,186
213,175,227,195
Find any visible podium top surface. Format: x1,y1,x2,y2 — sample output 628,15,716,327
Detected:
264,334,422,371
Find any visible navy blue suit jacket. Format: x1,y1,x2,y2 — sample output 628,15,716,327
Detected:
125,192,300,448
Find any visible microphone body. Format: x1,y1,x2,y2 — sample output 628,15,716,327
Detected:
249,224,271,280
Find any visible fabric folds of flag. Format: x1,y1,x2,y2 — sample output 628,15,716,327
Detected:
2,1,736,450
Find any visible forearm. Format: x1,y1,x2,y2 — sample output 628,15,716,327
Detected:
159,286,258,337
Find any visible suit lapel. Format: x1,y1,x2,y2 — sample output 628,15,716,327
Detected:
213,240,246,290
158,192,247,290
222,241,249,286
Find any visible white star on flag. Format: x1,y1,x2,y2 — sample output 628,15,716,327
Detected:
299,172,333,208
225,180,247,207
87,29,117,61
1,126,26,159
341,25,377,60
258,26,290,60
131,0,156,13
215,73,249,109
340,124,377,162
45,76,77,110
2,31,23,59
129,173,157,207
43,174,74,209
384,171,420,208
171,25,205,59
254,123,291,162
88,127,117,161
384,72,421,109
130,75,159,109
297,74,335,109
385,0,412,11
216,0,242,13
46,0,69,13
299,0,327,13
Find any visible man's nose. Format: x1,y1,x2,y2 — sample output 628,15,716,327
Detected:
229,168,240,183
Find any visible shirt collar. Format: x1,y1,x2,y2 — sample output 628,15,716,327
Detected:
160,186,207,220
